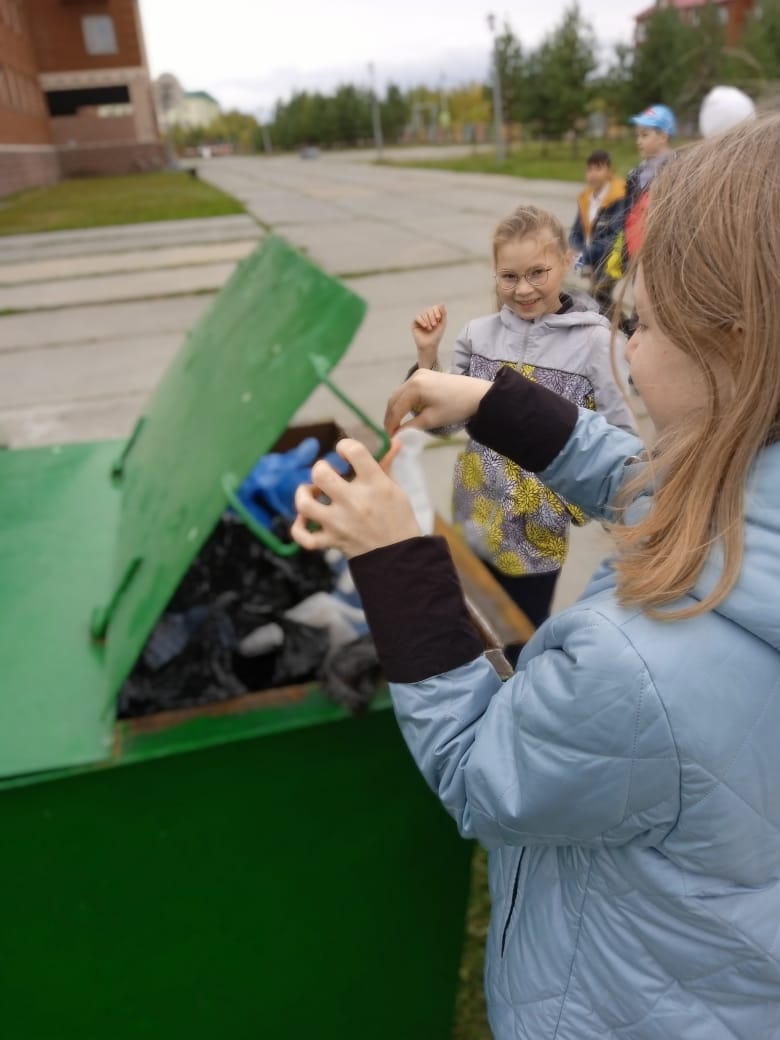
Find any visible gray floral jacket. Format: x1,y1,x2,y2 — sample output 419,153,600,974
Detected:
441,294,636,575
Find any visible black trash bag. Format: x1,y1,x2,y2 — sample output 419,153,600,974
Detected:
119,515,341,719
117,600,246,718
117,514,336,719
319,635,384,715
141,605,211,671
170,514,333,615
233,617,331,690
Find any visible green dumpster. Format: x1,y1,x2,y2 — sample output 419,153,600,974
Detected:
0,236,474,1039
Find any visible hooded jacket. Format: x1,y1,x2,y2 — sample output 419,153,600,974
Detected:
445,296,636,577
624,151,675,259
569,174,626,274
350,369,780,1040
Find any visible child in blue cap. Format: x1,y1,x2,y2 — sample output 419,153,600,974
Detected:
607,103,677,327
624,104,676,253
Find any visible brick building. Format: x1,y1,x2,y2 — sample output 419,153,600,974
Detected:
0,0,56,196
0,0,164,197
636,0,756,47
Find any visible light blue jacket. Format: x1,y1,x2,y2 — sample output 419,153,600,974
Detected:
389,409,780,1039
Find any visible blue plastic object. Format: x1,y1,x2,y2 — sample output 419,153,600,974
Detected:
236,438,349,531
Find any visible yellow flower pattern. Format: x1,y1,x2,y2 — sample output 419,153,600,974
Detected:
525,520,568,565
511,476,543,516
494,549,527,577
452,356,597,576
487,508,505,553
567,502,588,526
458,450,484,491
471,494,495,529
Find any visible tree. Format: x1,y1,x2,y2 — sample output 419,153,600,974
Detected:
447,83,491,125
332,85,372,146
598,42,636,125
212,110,262,152
271,92,315,149
271,90,356,148
493,22,526,147
307,92,338,145
629,7,697,112
742,0,780,79
380,83,410,144
165,110,261,154
677,2,728,113
521,3,598,143
446,82,491,130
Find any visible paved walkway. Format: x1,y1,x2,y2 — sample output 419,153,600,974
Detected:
0,214,260,445
0,149,646,611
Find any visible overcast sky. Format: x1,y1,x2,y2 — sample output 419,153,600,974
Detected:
137,1,640,119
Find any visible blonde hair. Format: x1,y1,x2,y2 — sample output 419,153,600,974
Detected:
612,113,780,619
492,206,569,309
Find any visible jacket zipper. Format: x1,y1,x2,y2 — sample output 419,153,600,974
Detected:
500,848,525,957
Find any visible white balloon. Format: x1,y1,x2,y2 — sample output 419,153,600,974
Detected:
699,86,756,138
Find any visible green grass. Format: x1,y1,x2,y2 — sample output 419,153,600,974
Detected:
383,136,693,182
452,845,492,1039
0,171,244,236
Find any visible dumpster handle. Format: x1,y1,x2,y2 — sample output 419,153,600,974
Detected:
90,556,143,639
223,362,392,557
221,472,302,557
308,354,391,461
111,416,147,482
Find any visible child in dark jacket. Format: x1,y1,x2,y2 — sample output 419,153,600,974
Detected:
569,149,625,319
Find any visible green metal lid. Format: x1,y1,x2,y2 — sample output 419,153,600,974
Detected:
0,441,121,780
1,235,366,781
100,234,367,706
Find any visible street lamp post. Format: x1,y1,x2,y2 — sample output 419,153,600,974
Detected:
368,62,384,159
256,109,272,154
487,13,505,163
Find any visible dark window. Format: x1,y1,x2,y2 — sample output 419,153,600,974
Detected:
45,85,130,116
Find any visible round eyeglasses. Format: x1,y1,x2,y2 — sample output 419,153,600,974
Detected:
495,266,552,292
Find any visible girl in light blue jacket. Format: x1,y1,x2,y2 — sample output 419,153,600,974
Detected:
293,114,780,1039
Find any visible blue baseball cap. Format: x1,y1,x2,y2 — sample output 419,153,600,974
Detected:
629,104,676,137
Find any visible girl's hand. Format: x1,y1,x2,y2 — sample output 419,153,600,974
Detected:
411,304,447,365
291,439,421,558
384,368,492,434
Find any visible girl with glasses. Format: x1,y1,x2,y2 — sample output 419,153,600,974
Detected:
292,113,780,1040
409,206,636,653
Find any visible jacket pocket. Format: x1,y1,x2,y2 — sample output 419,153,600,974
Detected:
500,848,526,958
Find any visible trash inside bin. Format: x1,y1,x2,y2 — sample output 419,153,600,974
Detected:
0,235,527,1040
117,426,381,719
117,514,334,717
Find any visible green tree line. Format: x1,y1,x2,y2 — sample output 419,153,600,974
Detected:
169,0,780,154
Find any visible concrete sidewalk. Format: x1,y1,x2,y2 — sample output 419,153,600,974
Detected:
0,151,645,612
0,214,260,445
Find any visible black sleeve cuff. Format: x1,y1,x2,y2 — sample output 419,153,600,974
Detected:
466,365,578,472
348,536,484,683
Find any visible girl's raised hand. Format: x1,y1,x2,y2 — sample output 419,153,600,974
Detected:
411,304,447,363
384,368,492,435
291,439,421,559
